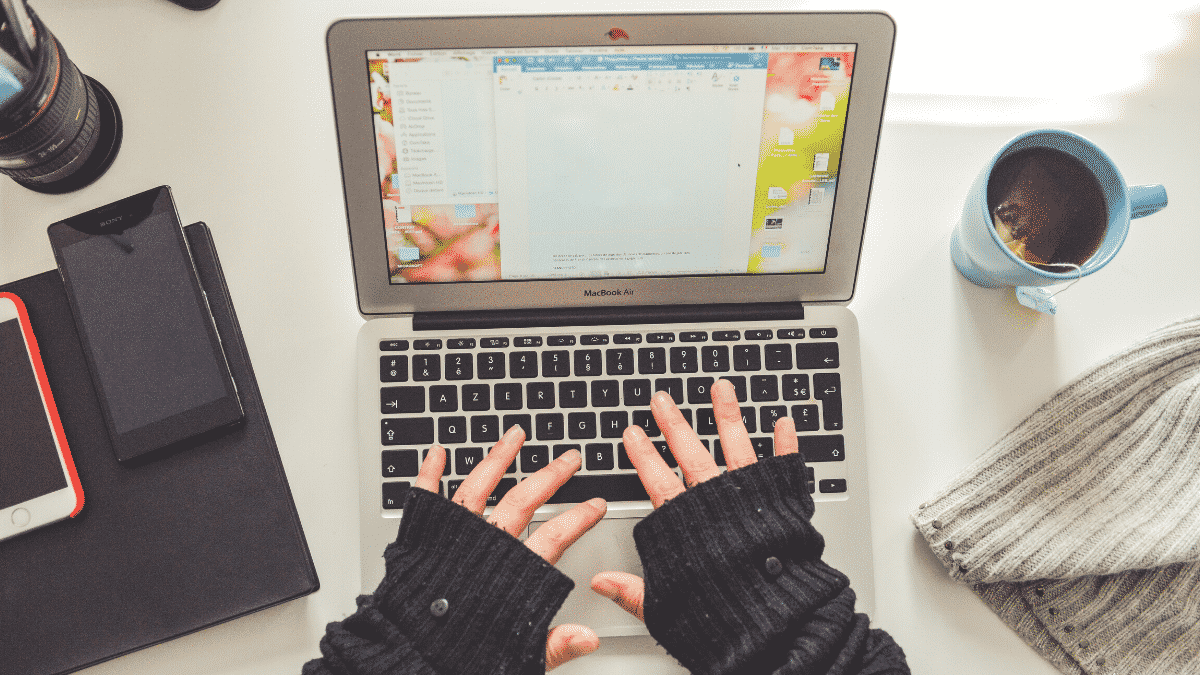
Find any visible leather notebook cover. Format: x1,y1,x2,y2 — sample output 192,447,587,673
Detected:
0,223,319,675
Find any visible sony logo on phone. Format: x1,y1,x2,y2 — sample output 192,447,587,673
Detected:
99,215,124,227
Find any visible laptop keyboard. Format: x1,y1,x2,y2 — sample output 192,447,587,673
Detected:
377,327,848,510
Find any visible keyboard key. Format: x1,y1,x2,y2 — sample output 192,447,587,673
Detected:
614,333,642,344
527,382,555,409
695,408,716,435
471,416,501,443
783,374,810,400
810,327,838,339
478,352,506,379
750,437,773,461
546,474,649,504
750,375,779,402
733,345,761,371
760,406,787,432
553,444,580,459
485,478,518,506
382,481,411,510
713,439,725,466
713,330,740,341
515,336,542,347
638,347,666,374
481,337,510,348
647,332,676,343
792,405,820,431
462,384,490,411
591,380,620,407
412,354,440,381
606,348,635,375
439,416,467,444
503,414,532,441
806,466,816,494
778,328,804,339
381,355,409,382
382,418,433,445
796,342,839,369
632,410,660,437
447,338,476,349
740,406,757,434
623,379,652,406
446,480,463,500
429,385,458,412
652,441,677,467
423,448,452,476
746,330,773,340
582,334,610,345
414,339,443,350
670,347,698,373
724,375,748,402
600,411,628,438
687,377,715,404
585,443,615,471
495,383,523,410
820,478,847,493
680,331,708,342
382,450,419,478
521,444,550,473
380,339,409,351
654,377,683,404
617,443,634,469
700,345,730,372
548,335,576,346
510,351,539,378
535,413,564,441
765,344,793,370
455,447,485,475
381,386,423,414
445,353,473,380
814,373,843,430
542,350,570,377
575,349,603,376
568,412,597,439
559,381,588,408
795,434,844,462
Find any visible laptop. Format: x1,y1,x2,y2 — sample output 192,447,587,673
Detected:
327,12,894,637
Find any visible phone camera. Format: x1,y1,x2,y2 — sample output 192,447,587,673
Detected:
0,8,122,194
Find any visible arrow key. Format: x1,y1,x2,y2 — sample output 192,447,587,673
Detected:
814,373,842,430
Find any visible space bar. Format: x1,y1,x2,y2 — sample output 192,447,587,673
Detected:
546,474,650,504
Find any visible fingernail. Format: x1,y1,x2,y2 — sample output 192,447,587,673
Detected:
568,633,597,655
586,497,606,510
592,578,615,594
504,425,522,440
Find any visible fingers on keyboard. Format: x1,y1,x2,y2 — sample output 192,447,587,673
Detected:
648,391,718,488
454,425,525,512
774,417,799,456
415,445,447,493
489,449,583,537
711,379,756,470
622,425,684,509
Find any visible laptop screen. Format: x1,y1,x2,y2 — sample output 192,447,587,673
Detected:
367,43,857,285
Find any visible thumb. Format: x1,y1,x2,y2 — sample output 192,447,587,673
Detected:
591,571,646,623
545,624,599,670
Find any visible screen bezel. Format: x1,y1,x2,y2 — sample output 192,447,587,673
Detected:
47,187,243,463
327,12,895,316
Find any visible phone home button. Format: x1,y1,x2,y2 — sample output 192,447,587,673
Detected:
11,508,30,527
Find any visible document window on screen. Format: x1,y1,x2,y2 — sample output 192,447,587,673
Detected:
367,44,857,284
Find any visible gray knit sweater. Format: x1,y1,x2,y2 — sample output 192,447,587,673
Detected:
912,315,1200,675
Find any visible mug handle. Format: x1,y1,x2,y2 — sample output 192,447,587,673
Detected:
1130,184,1168,219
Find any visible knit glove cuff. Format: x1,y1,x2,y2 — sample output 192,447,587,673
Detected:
375,488,574,675
633,454,850,675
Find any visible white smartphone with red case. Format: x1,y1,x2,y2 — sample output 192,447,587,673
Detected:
0,291,84,542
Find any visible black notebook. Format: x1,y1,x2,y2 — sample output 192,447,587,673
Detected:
0,223,319,675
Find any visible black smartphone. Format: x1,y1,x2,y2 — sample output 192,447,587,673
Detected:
47,186,243,462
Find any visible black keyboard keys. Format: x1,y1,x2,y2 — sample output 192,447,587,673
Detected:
543,350,570,377
445,353,472,380
733,344,760,371
638,347,666,374
412,354,440,381
382,418,433,445
700,345,729,372
765,344,793,370
510,351,538,378
670,346,698,373
814,373,843,430
380,355,408,382
462,384,490,411
381,386,423,414
796,342,839,369
478,352,506,379
606,348,635,375
575,349,603,376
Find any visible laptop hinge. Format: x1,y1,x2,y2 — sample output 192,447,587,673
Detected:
412,301,804,332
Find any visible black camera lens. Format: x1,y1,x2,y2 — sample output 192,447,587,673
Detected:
0,11,121,194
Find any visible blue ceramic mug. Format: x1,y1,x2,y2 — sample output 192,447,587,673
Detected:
950,130,1166,310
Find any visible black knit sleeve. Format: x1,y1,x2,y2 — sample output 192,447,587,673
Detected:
632,454,909,675
302,488,574,675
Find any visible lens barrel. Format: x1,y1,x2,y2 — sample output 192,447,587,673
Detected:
0,11,121,193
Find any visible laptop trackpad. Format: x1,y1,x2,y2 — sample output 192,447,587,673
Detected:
530,515,649,637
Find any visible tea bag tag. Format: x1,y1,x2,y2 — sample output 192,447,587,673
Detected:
1016,286,1058,314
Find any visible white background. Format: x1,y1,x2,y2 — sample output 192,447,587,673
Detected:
2,1,1199,674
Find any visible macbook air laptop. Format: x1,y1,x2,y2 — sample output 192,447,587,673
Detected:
328,11,894,636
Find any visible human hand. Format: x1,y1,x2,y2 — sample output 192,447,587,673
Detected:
589,379,799,621
413,426,608,670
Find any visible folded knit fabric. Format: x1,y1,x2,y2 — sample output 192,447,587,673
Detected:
911,315,1200,675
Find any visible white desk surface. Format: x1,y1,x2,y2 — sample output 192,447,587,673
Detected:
3,1,1199,673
